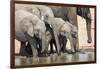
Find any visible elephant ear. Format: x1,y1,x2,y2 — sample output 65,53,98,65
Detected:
27,23,34,37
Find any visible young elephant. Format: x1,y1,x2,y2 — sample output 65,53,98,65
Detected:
46,17,78,53
15,10,46,57
45,24,68,54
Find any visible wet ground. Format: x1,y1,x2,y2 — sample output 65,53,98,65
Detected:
15,51,95,66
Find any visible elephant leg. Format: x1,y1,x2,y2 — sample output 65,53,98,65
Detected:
40,33,46,55
38,41,42,54
25,42,33,57
86,19,92,43
67,7,80,52
68,33,76,53
37,41,43,57
29,38,38,57
53,39,57,53
61,37,68,53
44,39,51,56
35,37,41,54
19,42,29,56
25,33,38,57
72,37,79,52
49,39,54,54
53,28,61,55
38,38,49,57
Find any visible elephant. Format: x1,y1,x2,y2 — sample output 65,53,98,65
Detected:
21,17,78,56
45,17,78,53
15,10,46,57
15,4,61,55
48,33,68,54
48,6,92,52
22,23,67,56
16,4,91,55
45,25,68,54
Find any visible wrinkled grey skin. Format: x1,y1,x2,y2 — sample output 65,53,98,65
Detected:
46,18,78,53
48,6,92,52
15,10,46,57
21,18,77,56
45,27,68,54
16,4,91,55
15,4,61,55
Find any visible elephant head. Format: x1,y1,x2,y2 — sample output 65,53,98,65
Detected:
15,10,46,57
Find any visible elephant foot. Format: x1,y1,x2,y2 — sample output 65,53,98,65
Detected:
19,49,30,56
61,49,67,53
26,54,33,57
87,39,92,43
74,48,85,54
76,49,85,54
66,49,76,54
49,50,56,54
38,52,49,57
19,51,30,57
57,52,61,56
75,49,81,52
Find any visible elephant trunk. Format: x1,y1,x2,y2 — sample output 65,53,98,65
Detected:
40,32,46,53
86,18,92,43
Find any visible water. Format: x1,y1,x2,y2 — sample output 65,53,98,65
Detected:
15,51,95,66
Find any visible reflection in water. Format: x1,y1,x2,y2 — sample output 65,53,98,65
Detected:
15,52,95,66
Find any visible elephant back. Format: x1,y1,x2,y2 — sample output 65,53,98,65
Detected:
35,5,54,18
15,4,41,18
15,4,54,20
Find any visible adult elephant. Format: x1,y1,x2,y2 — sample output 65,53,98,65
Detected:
48,6,92,52
15,4,61,55
15,10,46,57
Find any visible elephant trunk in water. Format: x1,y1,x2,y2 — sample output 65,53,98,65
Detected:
40,32,46,53
45,17,61,55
